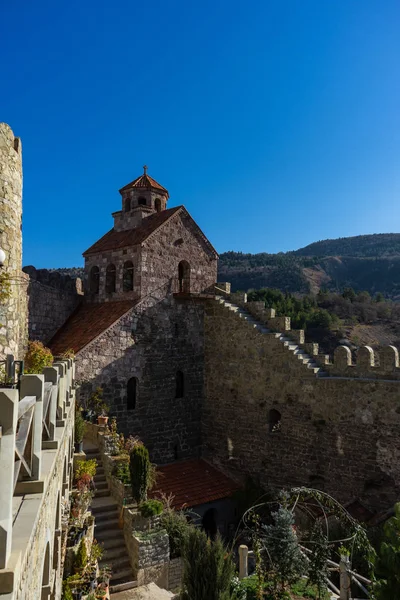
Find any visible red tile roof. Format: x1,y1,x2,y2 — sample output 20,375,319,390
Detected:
150,459,240,510
49,301,134,355
119,173,169,197
83,207,182,256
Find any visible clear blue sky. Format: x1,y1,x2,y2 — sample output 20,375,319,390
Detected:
2,1,400,267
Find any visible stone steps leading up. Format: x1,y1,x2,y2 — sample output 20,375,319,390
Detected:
215,295,327,378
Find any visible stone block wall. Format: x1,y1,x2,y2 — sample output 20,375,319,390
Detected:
22,266,83,345
77,295,205,465
0,123,28,360
203,298,400,511
168,558,183,592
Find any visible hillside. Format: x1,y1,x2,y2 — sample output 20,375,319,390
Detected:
218,234,400,298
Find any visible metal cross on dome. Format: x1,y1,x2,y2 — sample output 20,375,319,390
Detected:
143,165,148,175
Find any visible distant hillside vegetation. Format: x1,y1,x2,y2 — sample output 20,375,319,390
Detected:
218,233,400,297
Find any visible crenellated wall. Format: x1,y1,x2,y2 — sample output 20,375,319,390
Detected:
22,266,83,344
203,295,400,512
0,123,28,360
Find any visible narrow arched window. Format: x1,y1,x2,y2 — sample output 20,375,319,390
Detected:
125,197,131,212
138,197,147,206
106,264,116,293
90,266,100,294
175,370,184,398
123,261,134,291
269,409,281,433
155,198,162,212
178,260,190,293
127,377,137,410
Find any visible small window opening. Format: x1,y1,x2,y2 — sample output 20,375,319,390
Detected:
174,323,179,336
178,260,190,293
90,266,100,294
269,409,281,433
175,370,184,398
155,198,162,212
173,444,179,460
105,264,116,293
127,377,137,410
123,261,134,291
125,197,131,212
138,197,147,206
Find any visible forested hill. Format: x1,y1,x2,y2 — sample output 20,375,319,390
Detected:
218,234,400,297
294,233,400,258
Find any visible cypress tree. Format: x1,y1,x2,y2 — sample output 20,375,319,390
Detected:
129,445,150,503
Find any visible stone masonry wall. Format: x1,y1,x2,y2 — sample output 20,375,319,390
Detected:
203,299,400,511
22,266,83,344
0,123,28,360
76,295,205,465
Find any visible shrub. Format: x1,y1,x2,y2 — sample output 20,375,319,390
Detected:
182,527,235,600
24,340,53,374
161,508,192,558
139,499,163,518
62,580,74,600
74,458,97,481
74,410,86,443
114,461,130,485
74,538,88,573
130,445,151,503
374,502,400,599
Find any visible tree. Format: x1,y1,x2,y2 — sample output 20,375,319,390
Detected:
307,521,330,599
342,287,356,302
182,527,234,600
374,503,400,599
260,506,308,595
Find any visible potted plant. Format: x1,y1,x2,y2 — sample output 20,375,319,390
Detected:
96,565,112,598
74,410,86,453
97,402,109,426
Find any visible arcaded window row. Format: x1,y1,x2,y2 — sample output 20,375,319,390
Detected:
89,261,134,294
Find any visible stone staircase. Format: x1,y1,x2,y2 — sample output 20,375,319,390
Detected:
215,295,327,378
85,448,137,595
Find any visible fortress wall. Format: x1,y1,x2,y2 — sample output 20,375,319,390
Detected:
0,123,28,359
22,267,83,345
203,300,400,510
76,295,205,465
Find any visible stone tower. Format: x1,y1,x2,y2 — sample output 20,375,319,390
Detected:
0,123,28,359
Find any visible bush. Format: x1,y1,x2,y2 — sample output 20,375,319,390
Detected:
130,445,151,503
74,538,88,573
114,460,131,485
374,502,400,599
74,458,97,481
62,580,74,600
24,340,53,374
74,410,86,443
139,499,163,518
182,528,234,600
161,508,192,558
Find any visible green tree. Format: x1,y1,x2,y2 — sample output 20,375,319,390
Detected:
182,527,234,600
307,522,330,599
261,506,308,595
374,503,400,599
74,538,88,573
342,287,356,302
129,444,151,503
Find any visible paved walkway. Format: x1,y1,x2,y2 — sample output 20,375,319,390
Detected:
111,582,175,600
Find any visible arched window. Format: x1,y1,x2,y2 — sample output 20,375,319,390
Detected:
125,196,131,212
90,266,100,294
123,261,134,291
178,260,190,293
127,377,137,410
175,370,184,398
138,197,147,206
155,198,162,212
106,264,116,293
269,409,281,433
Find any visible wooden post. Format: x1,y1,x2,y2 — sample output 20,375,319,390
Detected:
0,389,18,568
340,555,352,599
239,545,248,580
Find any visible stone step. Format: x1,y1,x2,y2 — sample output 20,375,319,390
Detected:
95,481,109,491
94,510,119,523
91,499,118,513
101,556,131,571
95,489,112,498
95,518,119,532
101,534,126,549
111,568,136,584
102,545,128,561
110,579,138,594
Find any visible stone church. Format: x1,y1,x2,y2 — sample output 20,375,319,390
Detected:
50,168,218,464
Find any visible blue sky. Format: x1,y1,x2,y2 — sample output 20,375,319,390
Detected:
2,1,400,267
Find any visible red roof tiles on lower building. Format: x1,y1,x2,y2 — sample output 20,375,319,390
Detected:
150,459,240,510
49,300,134,355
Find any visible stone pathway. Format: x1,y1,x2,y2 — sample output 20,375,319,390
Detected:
84,444,137,595
111,582,174,600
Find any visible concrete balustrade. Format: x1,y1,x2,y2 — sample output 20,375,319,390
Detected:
0,389,18,569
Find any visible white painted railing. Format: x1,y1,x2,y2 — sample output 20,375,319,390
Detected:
0,357,75,569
